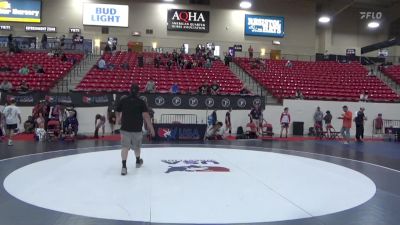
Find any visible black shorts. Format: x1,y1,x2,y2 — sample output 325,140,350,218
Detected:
6,124,17,130
281,123,289,128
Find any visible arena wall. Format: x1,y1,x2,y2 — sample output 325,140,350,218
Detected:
14,100,400,137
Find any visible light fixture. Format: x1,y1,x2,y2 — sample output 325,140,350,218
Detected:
260,48,266,56
272,40,281,45
239,1,252,9
318,16,330,23
163,0,174,2
152,42,158,49
368,21,380,28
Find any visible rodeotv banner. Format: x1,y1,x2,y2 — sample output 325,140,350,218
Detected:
0,0,41,23
167,9,209,33
0,92,264,109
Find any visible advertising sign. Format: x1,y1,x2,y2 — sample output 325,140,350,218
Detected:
245,14,284,37
83,3,129,27
167,9,209,33
0,0,41,23
25,26,56,33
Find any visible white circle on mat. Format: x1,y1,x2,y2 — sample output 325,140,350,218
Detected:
3,147,376,224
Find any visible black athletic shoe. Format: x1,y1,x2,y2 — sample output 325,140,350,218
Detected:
136,158,143,168
121,167,127,176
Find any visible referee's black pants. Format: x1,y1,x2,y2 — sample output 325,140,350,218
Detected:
355,125,364,140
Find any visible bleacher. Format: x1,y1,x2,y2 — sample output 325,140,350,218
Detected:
235,57,399,102
383,65,400,85
0,52,83,91
76,51,243,94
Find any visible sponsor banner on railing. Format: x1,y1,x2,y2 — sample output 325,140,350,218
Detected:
167,9,209,33
0,92,264,109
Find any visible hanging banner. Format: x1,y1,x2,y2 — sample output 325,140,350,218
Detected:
245,14,285,37
0,0,41,23
167,9,209,33
82,3,129,27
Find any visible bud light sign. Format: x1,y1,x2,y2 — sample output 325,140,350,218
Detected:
83,3,129,27
167,9,209,33
245,14,285,37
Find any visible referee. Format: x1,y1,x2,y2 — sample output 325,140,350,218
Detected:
116,84,155,175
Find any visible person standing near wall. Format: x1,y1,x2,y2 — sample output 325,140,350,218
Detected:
354,107,367,142
41,34,47,49
3,99,21,146
338,105,352,144
116,84,155,176
280,107,291,138
314,106,324,136
248,45,254,59
225,109,232,135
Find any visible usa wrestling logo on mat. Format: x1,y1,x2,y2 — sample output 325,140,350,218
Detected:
162,160,230,173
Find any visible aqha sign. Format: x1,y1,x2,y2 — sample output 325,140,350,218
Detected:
167,9,209,33
245,14,284,37
83,3,129,27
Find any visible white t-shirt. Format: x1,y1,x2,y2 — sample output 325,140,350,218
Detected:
3,105,21,125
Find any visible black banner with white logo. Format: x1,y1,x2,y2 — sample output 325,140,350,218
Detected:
167,9,209,33
1,91,263,109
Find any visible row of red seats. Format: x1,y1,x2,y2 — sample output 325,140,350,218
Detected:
235,57,400,102
383,65,400,85
0,52,83,91
76,51,244,94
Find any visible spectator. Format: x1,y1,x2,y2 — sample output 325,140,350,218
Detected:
354,107,367,142
7,34,13,50
154,55,161,68
170,83,180,94
36,65,45,74
0,64,12,72
368,69,374,76
64,110,79,138
210,81,220,95
280,107,290,138
166,59,173,71
323,110,333,131
41,34,48,49
35,112,45,129
0,80,13,92
250,105,263,134
246,117,258,139
225,109,232,135
138,53,144,67
314,106,324,132
3,98,21,146
248,45,254,59
94,114,106,138
107,101,117,134
19,80,29,92
61,53,68,62
360,91,368,102
23,116,35,134
295,89,304,100
338,105,352,144
285,60,292,68
240,85,251,95
98,58,106,70
104,44,111,53
208,110,217,126
206,121,224,140
374,113,383,134
145,79,156,93
60,35,66,48
204,58,212,68
19,65,30,75
72,33,79,49
199,81,210,95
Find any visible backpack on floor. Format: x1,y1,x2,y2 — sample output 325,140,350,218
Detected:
236,126,245,139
